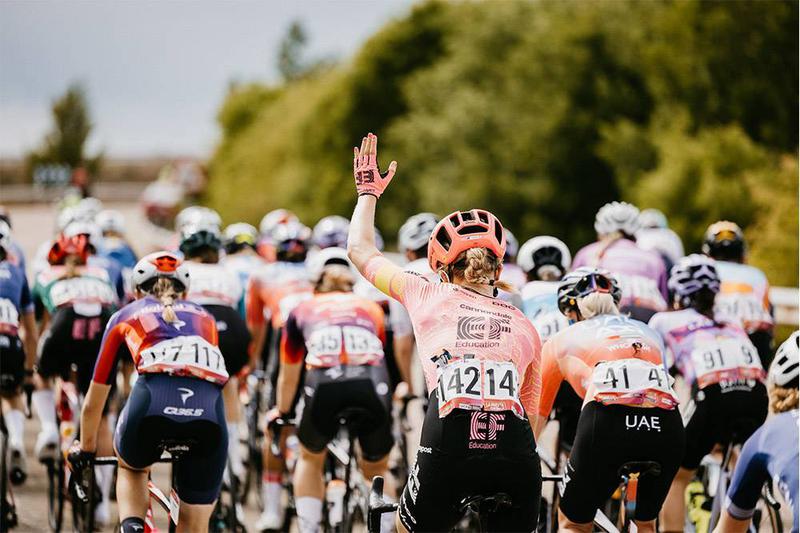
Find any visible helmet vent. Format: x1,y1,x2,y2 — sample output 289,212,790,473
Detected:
457,225,484,235
435,227,452,251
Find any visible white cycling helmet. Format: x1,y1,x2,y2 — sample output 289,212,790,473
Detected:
95,209,126,235
224,222,258,247
504,229,519,260
175,206,221,233
638,208,669,230
312,215,350,249
307,247,356,284
0,220,11,254
770,331,799,388
63,220,103,250
668,254,720,299
132,251,191,293
518,236,571,276
398,213,439,252
75,197,104,221
594,201,641,237
259,209,299,238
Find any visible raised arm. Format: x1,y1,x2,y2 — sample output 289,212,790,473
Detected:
347,133,397,273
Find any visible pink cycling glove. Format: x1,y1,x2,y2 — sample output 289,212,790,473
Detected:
353,133,397,198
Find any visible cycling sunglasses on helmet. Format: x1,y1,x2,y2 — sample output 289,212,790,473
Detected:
574,273,612,298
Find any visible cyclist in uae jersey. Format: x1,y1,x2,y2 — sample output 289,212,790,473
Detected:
535,269,684,531
702,220,774,366
572,201,668,322
348,133,542,533
260,247,395,533
31,234,119,460
179,221,250,483
649,255,768,532
0,220,39,486
716,332,799,533
70,251,228,533
246,219,314,526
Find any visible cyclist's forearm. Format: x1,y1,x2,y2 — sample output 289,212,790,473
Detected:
79,382,111,452
348,195,381,272
276,361,302,414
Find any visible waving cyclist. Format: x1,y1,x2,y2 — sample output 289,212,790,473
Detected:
271,247,395,533
573,201,668,322
180,221,250,480
0,220,38,485
649,255,768,532
715,331,799,533
702,220,774,366
348,133,543,532
72,252,228,533
534,268,684,532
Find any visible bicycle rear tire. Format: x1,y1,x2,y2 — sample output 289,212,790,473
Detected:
47,458,65,531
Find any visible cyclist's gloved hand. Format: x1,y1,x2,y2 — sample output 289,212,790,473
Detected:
266,407,290,430
353,133,397,199
67,442,95,472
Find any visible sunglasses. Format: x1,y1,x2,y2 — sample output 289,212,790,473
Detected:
574,273,612,298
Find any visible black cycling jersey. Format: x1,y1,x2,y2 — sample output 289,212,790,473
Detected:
202,304,250,377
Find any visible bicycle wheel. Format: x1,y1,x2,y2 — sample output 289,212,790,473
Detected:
47,458,65,531
70,470,95,533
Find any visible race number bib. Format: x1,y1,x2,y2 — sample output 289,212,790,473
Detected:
0,298,20,332
139,335,228,384
437,359,523,419
306,325,384,367
690,337,764,389
50,277,117,314
591,359,678,409
714,293,773,332
530,310,567,343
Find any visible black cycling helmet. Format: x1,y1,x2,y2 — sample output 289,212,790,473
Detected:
702,220,745,262
179,224,222,256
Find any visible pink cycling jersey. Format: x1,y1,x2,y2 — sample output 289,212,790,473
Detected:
364,255,541,418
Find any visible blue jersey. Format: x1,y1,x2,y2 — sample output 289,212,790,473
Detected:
0,260,33,336
520,280,569,343
101,237,138,269
726,410,799,531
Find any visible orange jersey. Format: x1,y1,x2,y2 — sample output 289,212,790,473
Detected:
246,261,313,330
539,314,677,417
281,291,386,368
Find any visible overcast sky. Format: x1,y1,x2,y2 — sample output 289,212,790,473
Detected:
0,0,413,159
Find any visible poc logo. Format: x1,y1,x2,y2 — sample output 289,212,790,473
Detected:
163,407,204,417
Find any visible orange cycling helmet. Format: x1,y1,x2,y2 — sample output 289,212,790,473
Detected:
428,209,506,272
48,234,90,265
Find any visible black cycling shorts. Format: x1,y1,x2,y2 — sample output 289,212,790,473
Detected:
682,381,768,470
559,402,685,523
298,365,393,462
0,334,24,394
621,304,659,324
38,306,114,395
398,390,541,532
553,381,583,451
203,305,250,377
114,373,227,505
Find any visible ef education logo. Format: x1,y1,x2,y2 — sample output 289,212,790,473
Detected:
456,316,510,341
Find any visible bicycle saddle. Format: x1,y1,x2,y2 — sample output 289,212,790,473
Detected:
721,417,758,445
618,461,662,478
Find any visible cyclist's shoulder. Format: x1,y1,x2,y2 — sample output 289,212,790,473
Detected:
520,280,558,300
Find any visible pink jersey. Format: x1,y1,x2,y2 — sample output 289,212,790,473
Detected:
364,255,541,418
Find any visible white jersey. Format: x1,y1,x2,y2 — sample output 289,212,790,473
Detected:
520,280,569,342
636,228,685,265
184,261,243,309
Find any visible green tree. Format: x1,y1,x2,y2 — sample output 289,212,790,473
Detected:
26,83,102,178
278,21,308,82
